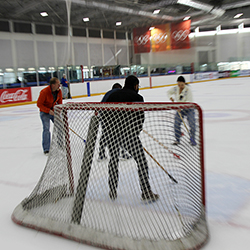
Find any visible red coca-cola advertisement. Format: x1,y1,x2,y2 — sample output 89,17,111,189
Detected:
171,20,191,50
0,87,32,106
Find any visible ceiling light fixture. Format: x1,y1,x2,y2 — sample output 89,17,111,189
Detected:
83,17,89,22
183,16,190,21
149,27,155,30
177,0,211,12
234,13,243,19
116,21,122,26
40,12,48,17
153,9,160,14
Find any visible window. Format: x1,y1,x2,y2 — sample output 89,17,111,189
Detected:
73,27,86,37
36,24,52,35
89,29,101,38
116,31,126,40
55,26,68,36
103,30,114,39
14,22,32,33
0,21,10,32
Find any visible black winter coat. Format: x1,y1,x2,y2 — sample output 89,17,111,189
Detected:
105,87,145,137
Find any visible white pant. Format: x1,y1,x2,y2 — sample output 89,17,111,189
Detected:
62,86,69,99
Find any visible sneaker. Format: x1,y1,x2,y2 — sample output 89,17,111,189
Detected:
141,190,159,202
109,190,117,200
172,141,180,146
119,152,132,161
44,151,49,156
97,155,107,162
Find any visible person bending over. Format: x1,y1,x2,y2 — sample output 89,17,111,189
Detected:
37,77,62,155
98,82,132,161
104,75,159,202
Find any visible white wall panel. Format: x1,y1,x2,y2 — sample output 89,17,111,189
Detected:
217,35,237,61
103,44,115,65
117,45,128,65
74,42,88,65
37,41,55,67
241,33,250,59
15,40,35,67
0,39,12,68
89,43,102,66
56,41,72,66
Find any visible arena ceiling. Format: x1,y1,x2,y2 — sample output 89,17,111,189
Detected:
0,0,250,32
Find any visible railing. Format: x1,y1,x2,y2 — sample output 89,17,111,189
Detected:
1,61,249,89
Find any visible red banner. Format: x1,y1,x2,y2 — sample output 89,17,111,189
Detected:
171,20,191,50
151,24,171,52
0,87,32,105
133,27,151,54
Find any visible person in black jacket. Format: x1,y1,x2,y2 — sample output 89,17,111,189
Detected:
105,75,159,202
98,83,132,161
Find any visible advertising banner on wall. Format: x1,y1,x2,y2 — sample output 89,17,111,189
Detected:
194,71,219,81
0,87,32,106
133,27,151,54
171,20,191,50
133,20,190,53
151,24,171,52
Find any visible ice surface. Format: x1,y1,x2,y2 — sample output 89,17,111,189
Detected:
1,77,250,249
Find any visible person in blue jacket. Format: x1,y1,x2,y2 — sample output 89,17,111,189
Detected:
61,74,69,99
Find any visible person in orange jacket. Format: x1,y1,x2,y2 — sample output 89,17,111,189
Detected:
37,77,62,155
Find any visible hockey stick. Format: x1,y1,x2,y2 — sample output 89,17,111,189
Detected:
143,130,180,159
177,110,196,145
68,126,86,143
58,116,86,143
143,146,178,184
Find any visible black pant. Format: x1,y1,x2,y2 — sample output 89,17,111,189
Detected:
107,132,151,194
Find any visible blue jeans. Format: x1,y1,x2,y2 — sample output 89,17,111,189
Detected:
40,112,54,152
174,109,196,143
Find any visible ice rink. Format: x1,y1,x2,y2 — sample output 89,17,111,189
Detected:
1,77,250,250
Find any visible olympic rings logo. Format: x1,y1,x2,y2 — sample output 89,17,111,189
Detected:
172,30,189,41
151,32,168,44
134,35,150,45
135,29,189,45
135,33,169,45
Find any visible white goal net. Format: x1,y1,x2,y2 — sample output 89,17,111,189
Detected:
12,102,209,250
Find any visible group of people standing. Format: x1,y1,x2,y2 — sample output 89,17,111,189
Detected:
36,74,196,202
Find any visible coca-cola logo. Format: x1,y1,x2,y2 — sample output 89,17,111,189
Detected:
172,29,189,41
0,89,29,103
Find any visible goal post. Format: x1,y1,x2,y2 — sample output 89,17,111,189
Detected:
12,102,209,250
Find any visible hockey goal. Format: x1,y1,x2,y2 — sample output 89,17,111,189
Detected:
12,102,208,250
